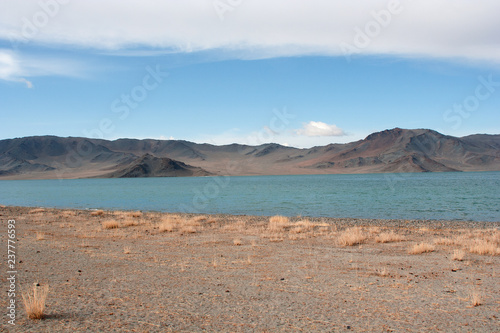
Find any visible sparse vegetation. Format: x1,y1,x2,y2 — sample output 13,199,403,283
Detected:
29,208,46,214
337,227,367,246
91,210,105,217
468,240,499,256
470,291,482,307
452,249,465,261
129,211,142,218
433,237,455,246
123,246,131,254
409,243,435,254
268,215,291,232
36,232,45,240
376,267,390,277
180,225,198,234
22,283,49,320
158,215,181,232
233,238,242,246
122,218,139,227
102,219,119,229
375,231,405,243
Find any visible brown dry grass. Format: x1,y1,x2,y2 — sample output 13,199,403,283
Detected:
29,208,46,214
470,291,482,307
91,210,105,217
102,220,119,229
433,237,455,246
122,218,139,227
268,215,291,232
468,240,500,256
22,284,49,320
128,211,142,218
36,232,45,240
375,231,405,243
233,238,242,246
290,220,315,234
452,249,466,261
158,215,182,232
409,243,435,254
337,227,367,246
180,225,198,234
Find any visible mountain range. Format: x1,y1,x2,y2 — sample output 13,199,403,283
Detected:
0,128,499,179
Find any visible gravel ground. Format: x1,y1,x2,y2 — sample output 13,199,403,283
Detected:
1,206,499,332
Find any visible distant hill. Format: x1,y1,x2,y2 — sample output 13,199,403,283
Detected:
100,153,212,178
0,128,499,179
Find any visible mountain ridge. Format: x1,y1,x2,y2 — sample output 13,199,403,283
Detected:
0,128,499,179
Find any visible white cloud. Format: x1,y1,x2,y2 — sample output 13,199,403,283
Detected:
0,50,33,87
0,49,87,87
296,121,345,137
0,1,499,63
195,125,354,148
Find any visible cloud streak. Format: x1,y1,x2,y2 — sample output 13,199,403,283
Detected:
0,48,88,87
296,121,345,137
0,0,499,63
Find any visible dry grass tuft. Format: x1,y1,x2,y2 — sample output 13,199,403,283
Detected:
222,220,246,232
158,215,182,232
468,240,499,256
91,210,105,217
290,220,315,234
36,232,45,240
123,246,131,254
337,227,367,246
180,225,198,234
29,208,46,214
434,237,455,246
376,267,390,277
470,291,482,307
128,211,142,218
22,283,49,320
102,220,119,229
62,210,77,217
375,231,405,243
409,243,435,254
452,249,465,261
233,238,242,246
122,218,139,227
193,215,208,222
268,215,291,232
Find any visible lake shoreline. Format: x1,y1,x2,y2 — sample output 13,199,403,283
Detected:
3,205,499,331
3,205,500,228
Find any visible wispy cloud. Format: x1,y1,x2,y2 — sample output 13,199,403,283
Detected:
0,50,33,87
0,49,87,87
0,1,499,63
296,121,345,137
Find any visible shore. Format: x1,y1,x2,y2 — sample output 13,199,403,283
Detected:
1,206,499,332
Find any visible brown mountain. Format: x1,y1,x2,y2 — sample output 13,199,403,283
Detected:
0,128,498,179
100,154,212,178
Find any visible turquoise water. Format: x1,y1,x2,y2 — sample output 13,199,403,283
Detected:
0,172,499,221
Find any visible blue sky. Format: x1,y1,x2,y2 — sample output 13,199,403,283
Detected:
1,1,499,148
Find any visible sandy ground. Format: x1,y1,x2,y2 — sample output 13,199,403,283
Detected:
1,206,499,332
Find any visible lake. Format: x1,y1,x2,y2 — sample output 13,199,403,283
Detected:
1,172,499,221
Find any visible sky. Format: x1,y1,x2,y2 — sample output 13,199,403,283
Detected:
0,0,499,148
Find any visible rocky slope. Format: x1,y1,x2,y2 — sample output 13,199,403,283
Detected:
0,128,498,179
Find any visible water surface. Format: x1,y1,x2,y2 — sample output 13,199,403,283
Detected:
1,172,499,221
